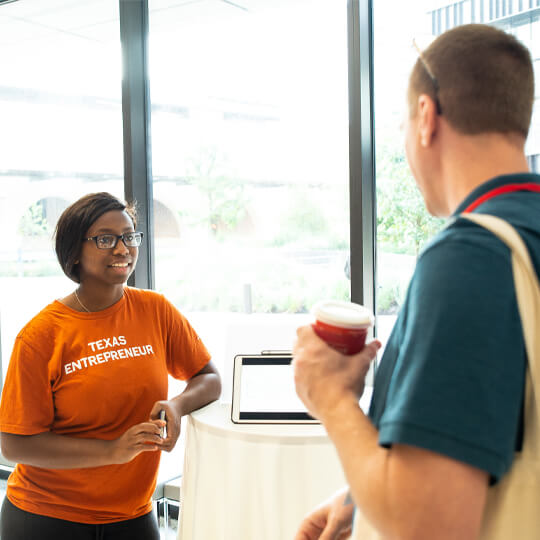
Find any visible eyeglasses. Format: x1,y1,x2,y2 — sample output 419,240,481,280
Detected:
412,39,442,115
85,232,144,250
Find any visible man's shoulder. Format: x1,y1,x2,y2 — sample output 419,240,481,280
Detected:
405,220,517,321
418,218,511,273
420,195,540,279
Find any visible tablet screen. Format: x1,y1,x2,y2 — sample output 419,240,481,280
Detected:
233,356,317,422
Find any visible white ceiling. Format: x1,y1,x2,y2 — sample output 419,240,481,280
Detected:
0,0,301,46
0,0,120,45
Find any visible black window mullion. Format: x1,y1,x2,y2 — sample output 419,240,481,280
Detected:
347,0,376,321
119,0,155,290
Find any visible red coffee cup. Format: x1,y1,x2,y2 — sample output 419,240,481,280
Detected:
311,300,374,355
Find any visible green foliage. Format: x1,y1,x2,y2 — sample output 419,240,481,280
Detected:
376,141,444,256
158,243,349,314
188,146,249,236
377,283,403,315
284,190,328,235
271,189,330,248
18,202,50,237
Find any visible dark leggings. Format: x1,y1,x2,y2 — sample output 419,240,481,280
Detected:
0,497,160,540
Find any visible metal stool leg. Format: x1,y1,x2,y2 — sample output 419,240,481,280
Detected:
164,498,169,537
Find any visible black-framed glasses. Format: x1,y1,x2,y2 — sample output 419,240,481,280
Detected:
85,232,144,249
412,39,442,115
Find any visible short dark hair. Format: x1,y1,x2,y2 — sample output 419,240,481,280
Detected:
54,192,137,283
408,24,534,137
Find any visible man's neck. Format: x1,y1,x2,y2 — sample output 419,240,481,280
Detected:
439,131,530,215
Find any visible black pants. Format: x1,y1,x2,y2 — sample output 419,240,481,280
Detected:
0,497,160,540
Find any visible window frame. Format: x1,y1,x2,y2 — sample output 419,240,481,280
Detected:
120,0,377,320
119,0,156,290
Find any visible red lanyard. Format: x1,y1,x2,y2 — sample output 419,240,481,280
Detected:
464,182,540,212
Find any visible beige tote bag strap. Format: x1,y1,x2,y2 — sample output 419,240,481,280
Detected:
461,213,540,452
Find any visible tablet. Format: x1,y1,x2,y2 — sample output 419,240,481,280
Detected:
231,354,319,424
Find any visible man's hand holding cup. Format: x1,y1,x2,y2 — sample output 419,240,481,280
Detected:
293,300,380,421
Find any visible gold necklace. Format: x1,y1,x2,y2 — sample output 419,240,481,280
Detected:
74,288,91,313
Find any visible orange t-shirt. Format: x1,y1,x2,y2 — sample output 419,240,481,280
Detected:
0,287,211,524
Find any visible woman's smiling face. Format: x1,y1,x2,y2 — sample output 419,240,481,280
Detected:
78,210,139,287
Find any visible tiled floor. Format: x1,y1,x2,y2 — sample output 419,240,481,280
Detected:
0,478,179,540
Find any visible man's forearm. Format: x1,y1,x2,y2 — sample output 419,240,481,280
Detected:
319,397,488,540
320,395,390,531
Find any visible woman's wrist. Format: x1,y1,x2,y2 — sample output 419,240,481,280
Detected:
169,395,186,419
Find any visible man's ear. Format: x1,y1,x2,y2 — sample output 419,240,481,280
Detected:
416,93,438,147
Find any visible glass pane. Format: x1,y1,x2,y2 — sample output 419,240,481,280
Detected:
0,1,123,382
149,0,350,399
374,1,445,345
374,0,540,344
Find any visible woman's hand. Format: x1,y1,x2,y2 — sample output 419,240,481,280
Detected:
149,401,180,453
112,420,164,463
150,361,222,453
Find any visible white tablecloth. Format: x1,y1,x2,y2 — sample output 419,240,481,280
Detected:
177,401,347,540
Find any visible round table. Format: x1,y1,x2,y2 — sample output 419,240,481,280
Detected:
177,401,347,540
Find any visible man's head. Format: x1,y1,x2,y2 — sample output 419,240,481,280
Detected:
405,24,534,216
408,24,534,137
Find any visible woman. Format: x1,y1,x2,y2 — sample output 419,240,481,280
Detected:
0,192,221,539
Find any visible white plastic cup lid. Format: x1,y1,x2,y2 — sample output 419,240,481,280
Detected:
312,300,374,329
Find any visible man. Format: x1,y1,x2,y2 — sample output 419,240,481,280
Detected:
293,24,539,540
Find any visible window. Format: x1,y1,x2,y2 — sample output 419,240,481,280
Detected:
0,2,123,386
373,1,445,344
373,0,540,344
148,0,350,399
1,0,537,446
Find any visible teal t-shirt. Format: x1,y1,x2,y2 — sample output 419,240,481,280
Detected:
369,173,540,482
